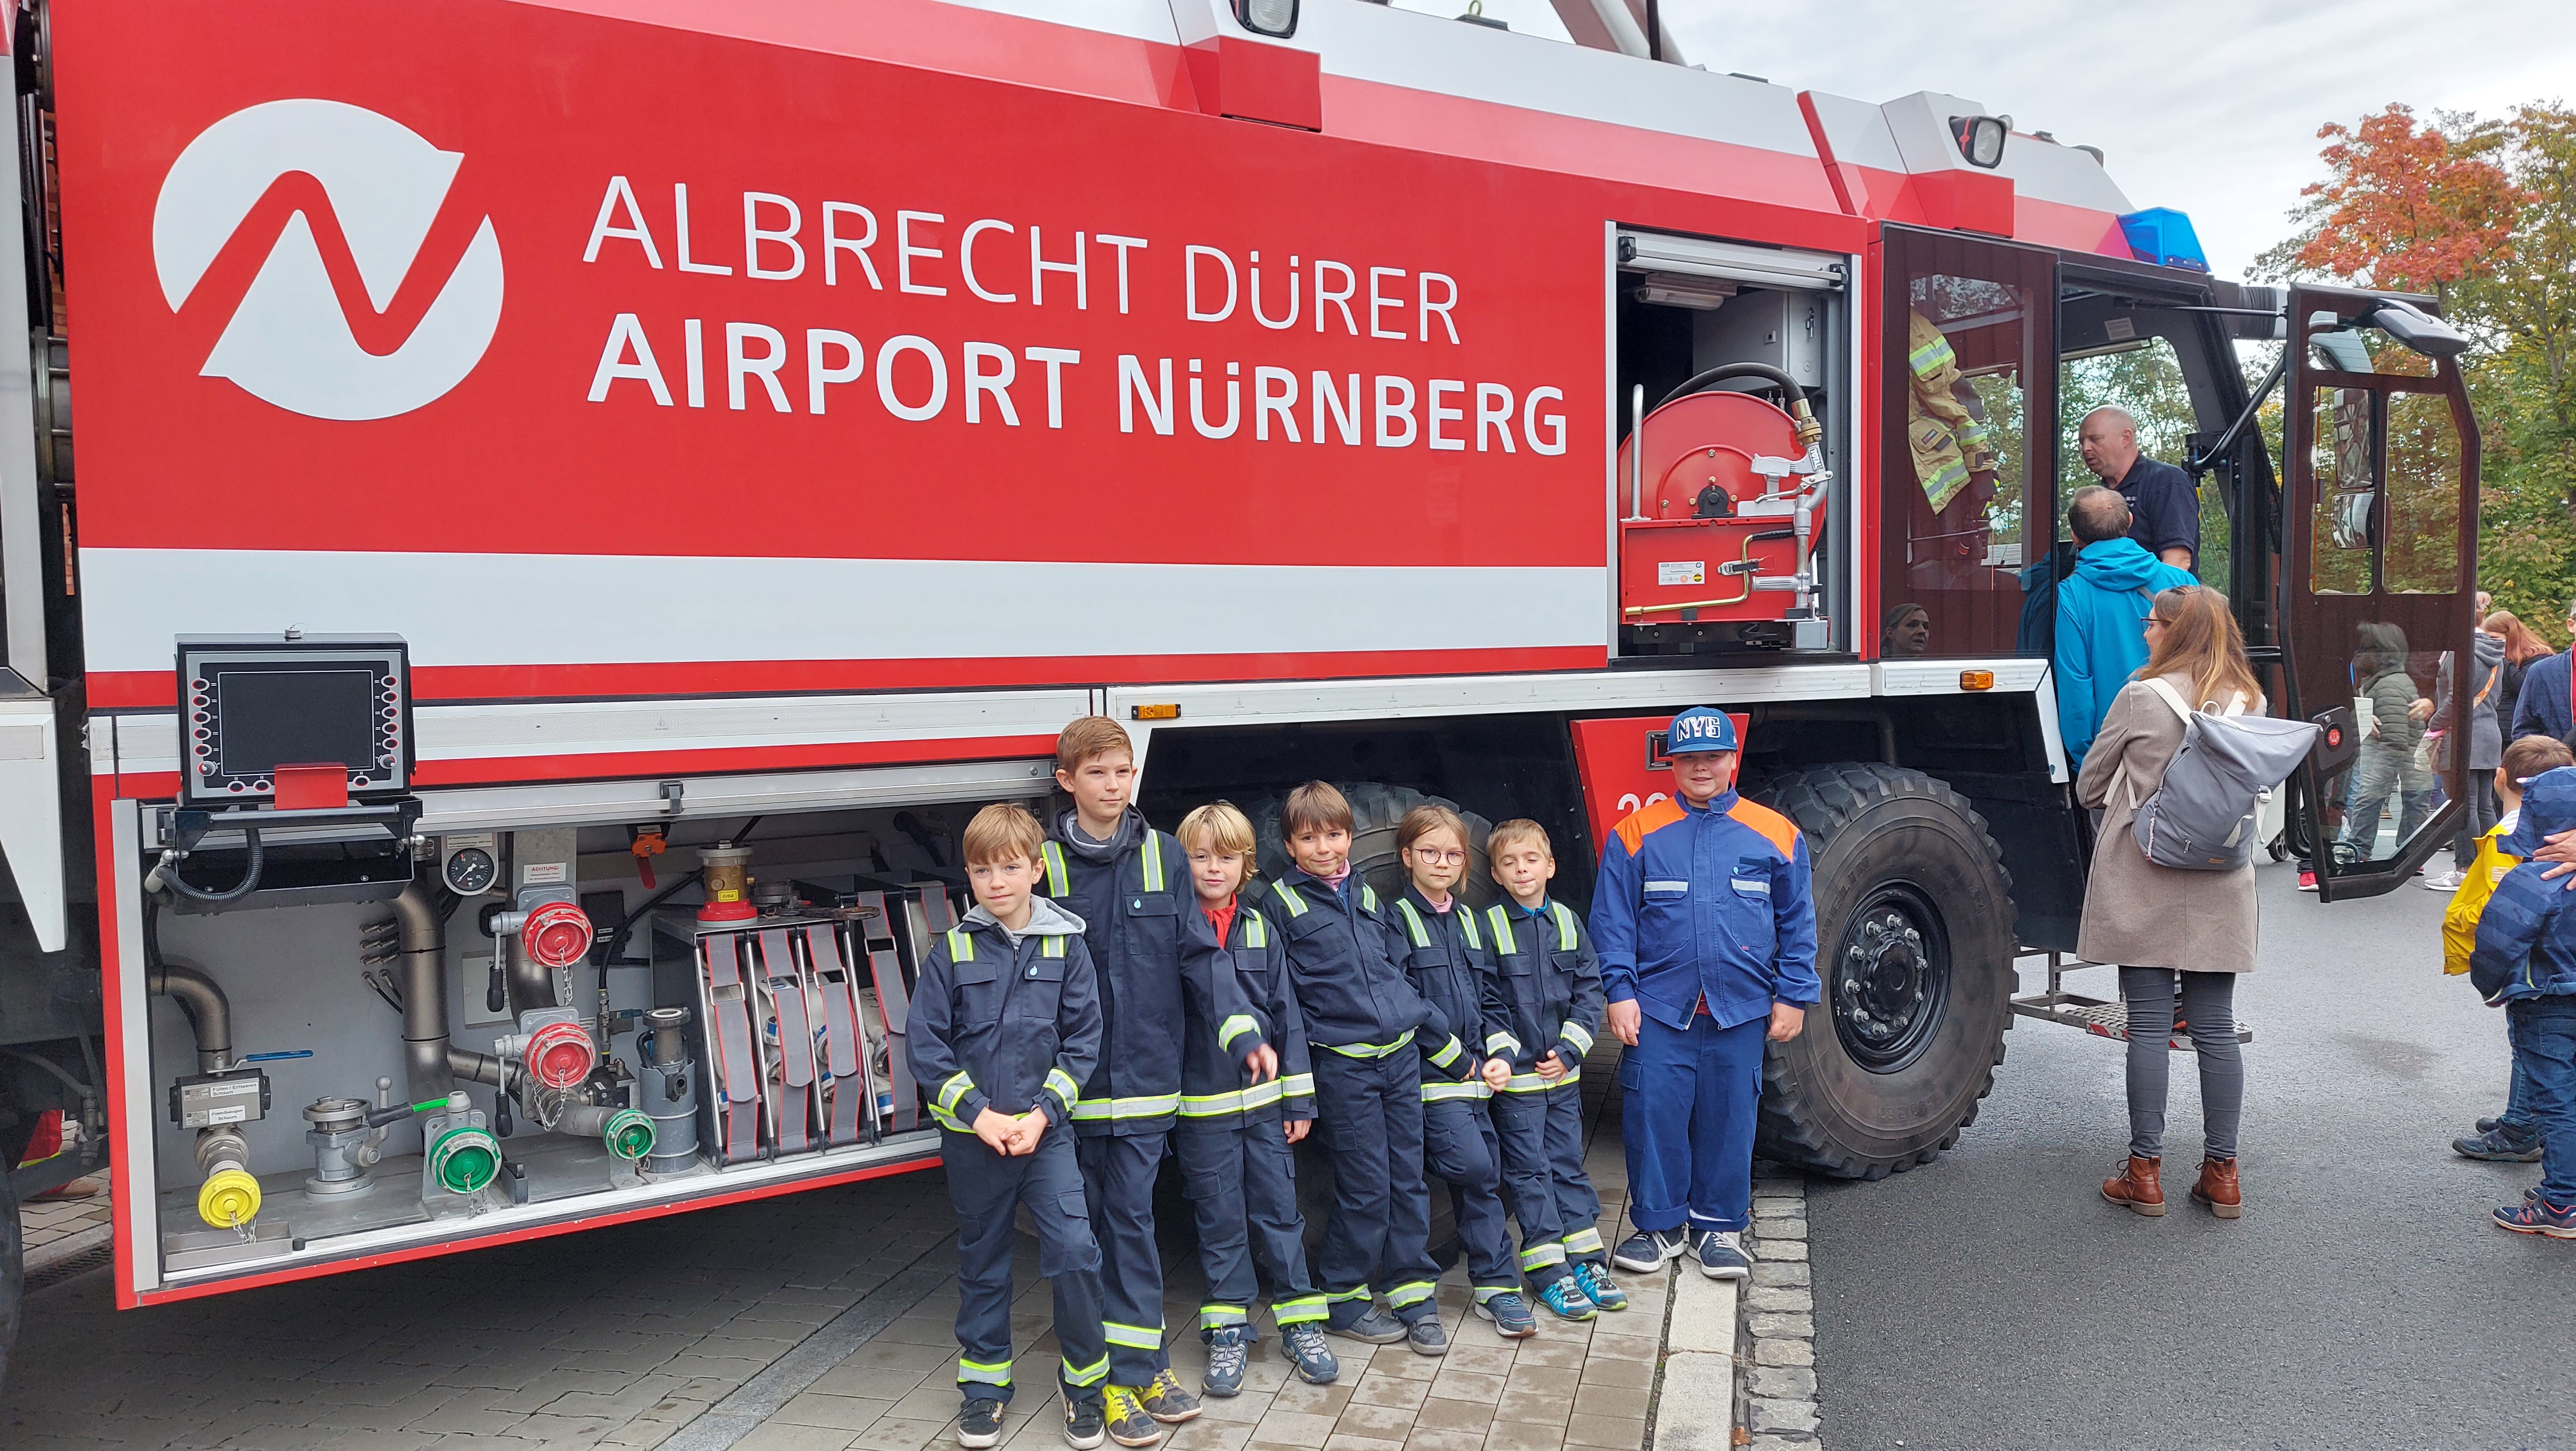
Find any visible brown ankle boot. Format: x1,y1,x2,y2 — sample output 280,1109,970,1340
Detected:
2189,1156,2241,1218
2102,1155,2165,1215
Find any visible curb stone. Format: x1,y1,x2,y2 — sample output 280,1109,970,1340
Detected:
1738,1159,1823,1450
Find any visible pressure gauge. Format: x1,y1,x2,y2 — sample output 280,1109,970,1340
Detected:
441,834,501,895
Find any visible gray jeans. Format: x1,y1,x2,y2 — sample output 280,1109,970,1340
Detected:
2120,967,2242,1162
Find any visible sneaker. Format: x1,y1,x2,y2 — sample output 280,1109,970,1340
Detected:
2426,868,2467,892
1062,1396,1106,1451
2477,1116,2502,1134
1611,1228,1689,1273
959,1399,1006,1450
1201,1327,1248,1399
1138,1370,1199,1425
1536,1278,1598,1322
2454,1126,2545,1162
1099,1387,1163,1448
1472,1291,1538,1338
1324,1305,1408,1345
2297,870,2318,892
1281,1322,1340,1384
1571,1260,1628,1312
1405,1315,1450,1356
1695,1229,1751,1280
2492,1195,2576,1238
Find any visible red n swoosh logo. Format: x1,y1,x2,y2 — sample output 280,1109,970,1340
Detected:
172,166,496,361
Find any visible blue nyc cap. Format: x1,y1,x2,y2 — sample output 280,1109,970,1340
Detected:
1665,707,1738,755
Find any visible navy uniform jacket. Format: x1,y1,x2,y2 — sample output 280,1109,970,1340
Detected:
1177,901,1316,1127
1044,816,1253,1137
909,911,1103,1133
1390,887,1500,1096
1484,897,1605,1090
1589,791,1822,1031
1248,869,1448,1058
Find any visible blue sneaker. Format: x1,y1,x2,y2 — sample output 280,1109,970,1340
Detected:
2494,1195,2576,1239
1473,1291,1538,1338
1536,1278,1597,1322
1611,1228,1687,1273
2455,1125,2545,1162
1280,1322,1339,1385
1570,1260,1627,1312
1694,1229,1751,1280
1200,1326,1247,1399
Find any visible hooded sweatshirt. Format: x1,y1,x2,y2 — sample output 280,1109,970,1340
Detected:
2434,630,2507,771
2471,768,2576,1004
2056,537,2198,765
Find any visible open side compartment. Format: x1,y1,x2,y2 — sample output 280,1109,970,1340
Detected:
1610,227,1852,659
128,762,1053,1292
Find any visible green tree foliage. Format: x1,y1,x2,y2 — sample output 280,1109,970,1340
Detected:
2261,102,2576,640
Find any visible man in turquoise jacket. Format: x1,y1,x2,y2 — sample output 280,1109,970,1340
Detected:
2056,485,2196,765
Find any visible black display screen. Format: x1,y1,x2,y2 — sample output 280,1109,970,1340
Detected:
213,668,377,776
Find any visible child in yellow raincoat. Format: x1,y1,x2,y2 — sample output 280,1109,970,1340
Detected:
2446,734,2574,1161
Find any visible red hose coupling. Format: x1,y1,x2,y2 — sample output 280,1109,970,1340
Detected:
520,900,594,970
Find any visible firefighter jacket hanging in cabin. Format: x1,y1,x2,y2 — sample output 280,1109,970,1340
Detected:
1907,309,2002,513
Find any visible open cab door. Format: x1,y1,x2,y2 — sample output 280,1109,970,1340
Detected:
2280,284,2480,901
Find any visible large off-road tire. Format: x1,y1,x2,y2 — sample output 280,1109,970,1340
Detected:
1231,782,1486,1253
1751,763,2015,1179
1237,783,1498,912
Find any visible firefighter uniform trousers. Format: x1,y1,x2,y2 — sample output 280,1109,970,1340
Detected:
1421,1087,1521,1301
946,1128,1113,1405
1175,1117,1326,1336
1075,1133,1169,1384
1490,1081,1598,1284
1617,1011,1767,1234
1311,1046,1444,1326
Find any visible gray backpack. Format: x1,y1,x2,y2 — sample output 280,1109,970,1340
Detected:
2116,678,2321,871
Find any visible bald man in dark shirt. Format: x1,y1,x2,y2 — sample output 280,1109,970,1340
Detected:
2077,406,2198,571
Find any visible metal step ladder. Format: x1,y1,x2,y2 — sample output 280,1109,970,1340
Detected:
2008,950,2253,1050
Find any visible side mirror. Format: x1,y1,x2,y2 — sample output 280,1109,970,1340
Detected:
1949,115,2007,169
2367,299,2468,359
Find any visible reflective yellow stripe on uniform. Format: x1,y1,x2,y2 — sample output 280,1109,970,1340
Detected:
1486,904,1516,955
1499,1066,1580,1093
1359,883,1379,912
1043,935,1066,958
1179,1080,1286,1117
1041,840,1070,897
1425,1035,1465,1070
1103,1321,1164,1350
958,1357,1013,1387
1061,1355,1111,1388
1457,908,1483,951
1242,908,1270,947
1044,1068,1081,1113
1909,332,1958,377
1070,1092,1182,1122
1269,883,1309,916
1199,1304,1251,1329
1485,1031,1523,1058
1278,1072,1315,1099
1317,1029,1415,1059
1385,1280,1437,1308
1394,899,1432,948
1560,1022,1595,1056
1272,1294,1329,1326
947,928,975,961
1549,902,1579,951
1219,1015,1262,1051
1324,1284,1373,1303
1520,1243,1567,1270
1562,1228,1607,1255
1422,1078,1492,1102
1140,834,1165,892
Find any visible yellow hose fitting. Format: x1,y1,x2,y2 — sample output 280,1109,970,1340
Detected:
198,1166,262,1228
1790,400,1824,452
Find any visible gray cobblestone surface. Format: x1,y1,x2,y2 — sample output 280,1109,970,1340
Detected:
1736,1163,1820,1451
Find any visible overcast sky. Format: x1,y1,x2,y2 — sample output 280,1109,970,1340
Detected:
1391,0,2574,277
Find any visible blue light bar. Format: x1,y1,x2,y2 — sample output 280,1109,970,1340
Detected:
2119,208,2209,273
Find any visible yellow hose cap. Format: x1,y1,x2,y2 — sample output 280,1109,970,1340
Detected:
198,1167,262,1228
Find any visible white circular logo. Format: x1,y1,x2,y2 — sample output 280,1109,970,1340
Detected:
152,99,504,421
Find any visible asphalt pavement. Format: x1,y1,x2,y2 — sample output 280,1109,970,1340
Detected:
1809,858,2576,1451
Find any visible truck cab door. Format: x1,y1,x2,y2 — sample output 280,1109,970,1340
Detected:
2279,284,2479,901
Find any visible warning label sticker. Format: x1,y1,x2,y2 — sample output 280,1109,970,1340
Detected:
1657,561,1706,587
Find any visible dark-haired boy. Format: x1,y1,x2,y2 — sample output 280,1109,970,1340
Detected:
1253,782,1454,1356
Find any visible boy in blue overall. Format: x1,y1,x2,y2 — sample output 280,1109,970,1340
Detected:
2469,765,2576,1239
1483,818,1626,1318
909,804,1112,1450
1592,708,1819,1279
1172,801,1341,1394
1389,804,1538,1338
1252,781,1455,1356
1042,718,1256,1442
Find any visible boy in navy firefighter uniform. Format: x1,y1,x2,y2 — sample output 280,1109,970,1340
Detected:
1389,804,1539,1338
1592,708,1820,1280
1482,819,1626,1318
908,804,1112,1451
1172,801,1341,1396
1043,719,1257,1443
1253,781,1456,1356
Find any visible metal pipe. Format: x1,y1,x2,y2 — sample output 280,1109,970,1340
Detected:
147,957,233,1072
392,882,455,1106
447,1047,508,1089
1628,384,1646,520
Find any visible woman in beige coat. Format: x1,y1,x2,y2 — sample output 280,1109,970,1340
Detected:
2076,585,2262,1220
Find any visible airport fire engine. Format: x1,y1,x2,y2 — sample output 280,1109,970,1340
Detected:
0,0,2479,1360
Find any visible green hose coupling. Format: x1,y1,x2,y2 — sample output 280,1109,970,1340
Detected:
602,1108,655,1162
427,1123,501,1195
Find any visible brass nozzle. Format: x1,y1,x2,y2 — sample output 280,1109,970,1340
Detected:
1789,400,1824,452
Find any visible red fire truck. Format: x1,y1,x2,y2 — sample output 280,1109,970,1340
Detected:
0,0,2477,1350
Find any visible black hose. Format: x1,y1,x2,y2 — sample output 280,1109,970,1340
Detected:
1654,362,1811,413
158,829,265,905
